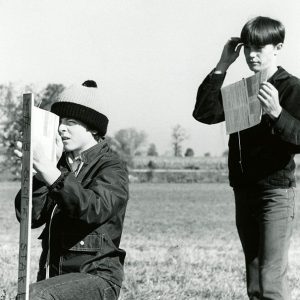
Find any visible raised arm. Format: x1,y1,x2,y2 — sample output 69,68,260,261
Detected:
193,38,243,124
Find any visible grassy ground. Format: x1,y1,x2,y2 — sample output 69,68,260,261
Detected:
1,182,300,299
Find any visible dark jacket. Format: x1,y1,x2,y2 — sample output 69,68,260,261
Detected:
15,140,129,287
193,67,300,188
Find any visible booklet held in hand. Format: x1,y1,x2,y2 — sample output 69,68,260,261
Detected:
221,69,268,134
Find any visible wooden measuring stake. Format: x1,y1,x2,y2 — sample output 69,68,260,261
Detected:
16,93,34,300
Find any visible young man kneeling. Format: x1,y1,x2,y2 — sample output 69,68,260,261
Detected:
15,80,129,300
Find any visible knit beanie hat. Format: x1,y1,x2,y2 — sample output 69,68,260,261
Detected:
51,80,108,136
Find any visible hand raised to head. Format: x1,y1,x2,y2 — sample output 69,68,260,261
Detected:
215,37,243,73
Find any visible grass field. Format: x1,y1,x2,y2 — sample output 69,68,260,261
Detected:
1,182,300,299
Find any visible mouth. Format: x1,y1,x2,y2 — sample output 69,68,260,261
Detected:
61,136,70,142
248,61,259,65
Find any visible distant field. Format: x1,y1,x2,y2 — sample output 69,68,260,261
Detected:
132,155,300,170
132,155,227,170
1,182,300,299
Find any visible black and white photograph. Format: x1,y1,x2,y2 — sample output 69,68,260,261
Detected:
1,0,300,299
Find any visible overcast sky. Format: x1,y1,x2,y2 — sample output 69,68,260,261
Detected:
1,0,300,156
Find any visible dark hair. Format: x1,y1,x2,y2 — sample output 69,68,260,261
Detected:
92,132,104,142
240,16,285,46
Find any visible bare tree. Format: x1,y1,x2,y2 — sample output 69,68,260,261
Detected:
171,124,188,157
107,128,147,167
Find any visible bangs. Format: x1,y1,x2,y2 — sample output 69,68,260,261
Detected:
240,16,285,46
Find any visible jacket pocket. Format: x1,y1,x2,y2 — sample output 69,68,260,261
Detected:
59,233,104,275
60,232,104,252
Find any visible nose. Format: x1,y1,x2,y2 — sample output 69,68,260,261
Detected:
249,49,257,58
58,122,67,134
247,46,259,57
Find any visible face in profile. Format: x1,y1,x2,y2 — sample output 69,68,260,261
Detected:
58,118,97,156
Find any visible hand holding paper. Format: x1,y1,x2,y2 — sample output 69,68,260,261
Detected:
258,82,282,119
32,107,60,164
14,141,23,159
31,107,62,185
14,106,62,184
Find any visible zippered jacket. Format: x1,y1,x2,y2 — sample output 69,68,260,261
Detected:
15,140,129,287
193,67,300,188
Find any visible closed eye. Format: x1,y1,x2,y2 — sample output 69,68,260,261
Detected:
59,118,79,126
66,118,79,125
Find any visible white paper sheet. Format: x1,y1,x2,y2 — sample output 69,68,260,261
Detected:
32,107,59,164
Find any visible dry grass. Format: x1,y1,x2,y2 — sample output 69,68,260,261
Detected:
1,182,300,299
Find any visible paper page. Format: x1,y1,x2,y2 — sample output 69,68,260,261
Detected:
32,107,59,164
221,69,268,134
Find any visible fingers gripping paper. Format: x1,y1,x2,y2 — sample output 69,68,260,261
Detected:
32,107,59,164
221,70,268,134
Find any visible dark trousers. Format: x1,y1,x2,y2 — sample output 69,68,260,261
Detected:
29,273,120,300
234,187,295,300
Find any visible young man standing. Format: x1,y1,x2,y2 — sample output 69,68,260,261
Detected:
193,16,300,299
15,80,129,300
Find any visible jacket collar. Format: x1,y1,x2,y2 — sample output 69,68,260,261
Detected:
60,139,109,168
79,139,109,164
268,66,291,84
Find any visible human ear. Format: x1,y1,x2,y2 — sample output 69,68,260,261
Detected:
274,43,283,55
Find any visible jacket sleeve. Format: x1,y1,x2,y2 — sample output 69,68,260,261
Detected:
15,176,55,228
47,158,129,226
192,70,226,124
271,82,300,150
